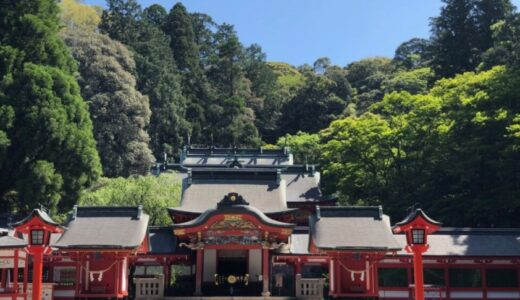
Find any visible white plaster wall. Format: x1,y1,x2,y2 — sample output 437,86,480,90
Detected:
248,249,262,282
450,291,484,298
203,249,217,282
488,291,520,299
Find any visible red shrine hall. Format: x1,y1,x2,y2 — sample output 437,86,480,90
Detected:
1,146,520,300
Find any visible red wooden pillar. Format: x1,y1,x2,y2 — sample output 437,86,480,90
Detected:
261,248,270,296
412,249,425,300
12,250,19,300
294,259,302,275
75,256,81,296
194,249,203,296
163,260,170,292
1,268,5,289
32,249,44,300
23,256,28,295
329,256,336,297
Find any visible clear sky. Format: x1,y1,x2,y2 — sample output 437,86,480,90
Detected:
84,0,520,67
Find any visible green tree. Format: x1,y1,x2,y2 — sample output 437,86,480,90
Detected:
382,67,434,95
79,173,181,225
393,38,432,69
143,4,167,28
244,45,281,142
321,66,520,227
281,71,348,135
163,3,210,143
100,0,190,158
276,132,320,164
481,13,520,70
345,57,395,113
99,0,141,45
430,0,513,78
59,0,102,31
61,28,154,177
0,0,101,213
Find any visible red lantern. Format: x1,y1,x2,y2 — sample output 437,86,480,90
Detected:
393,209,441,300
13,209,63,300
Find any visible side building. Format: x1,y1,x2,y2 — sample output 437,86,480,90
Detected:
0,146,519,300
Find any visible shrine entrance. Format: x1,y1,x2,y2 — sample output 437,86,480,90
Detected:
171,193,295,296
217,250,247,276
208,250,257,296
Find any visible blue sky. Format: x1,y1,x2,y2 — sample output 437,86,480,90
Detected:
85,0,520,67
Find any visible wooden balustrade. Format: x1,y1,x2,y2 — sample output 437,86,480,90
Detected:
134,275,164,299
295,273,325,300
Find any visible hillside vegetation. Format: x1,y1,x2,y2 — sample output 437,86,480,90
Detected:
0,0,518,227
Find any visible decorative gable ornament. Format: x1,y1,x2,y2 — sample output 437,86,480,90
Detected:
217,192,250,208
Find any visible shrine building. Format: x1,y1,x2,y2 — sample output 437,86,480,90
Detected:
0,146,520,300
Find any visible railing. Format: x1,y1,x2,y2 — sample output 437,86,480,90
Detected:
409,284,444,300
134,275,164,299
295,274,325,300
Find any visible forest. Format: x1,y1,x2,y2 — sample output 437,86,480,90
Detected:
0,0,518,227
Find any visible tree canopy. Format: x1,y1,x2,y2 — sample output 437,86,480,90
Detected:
61,28,154,177
0,0,101,213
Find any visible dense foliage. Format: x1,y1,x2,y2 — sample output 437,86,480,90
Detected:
0,0,101,214
2,0,519,227
79,173,181,225
61,28,154,177
321,67,519,226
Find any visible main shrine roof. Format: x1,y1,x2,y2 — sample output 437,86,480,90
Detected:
179,146,293,167
53,206,149,250
174,172,326,214
310,206,401,251
171,204,295,229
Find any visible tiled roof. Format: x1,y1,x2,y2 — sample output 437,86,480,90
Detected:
283,174,324,202
174,172,328,214
395,228,520,256
177,180,289,213
171,205,295,229
180,146,293,167
310,206,401,251
12,209,60,227
53,206,149,250
0,235,27,248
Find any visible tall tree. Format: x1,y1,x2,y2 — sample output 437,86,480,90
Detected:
100,0,189,158
393,38,432,69
430,0,513,78
62,29,154,177
99,0,141,45
281,69,349,135
163,3,210,143
142,4,167,28
345,57,395,113
243,44,280,142
0,0,101,213
207,24,249,98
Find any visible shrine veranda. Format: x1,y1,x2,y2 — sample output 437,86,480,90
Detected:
0,146,519,300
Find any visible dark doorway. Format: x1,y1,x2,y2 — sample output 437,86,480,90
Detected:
204,249,261,296
217,250,248,275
